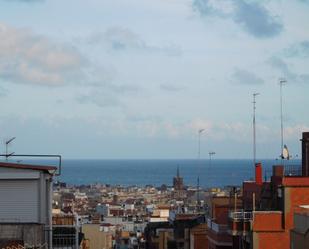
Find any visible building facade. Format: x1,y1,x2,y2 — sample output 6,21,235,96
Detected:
0,162,57,249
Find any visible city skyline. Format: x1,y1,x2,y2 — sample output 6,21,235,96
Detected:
0,0,308,159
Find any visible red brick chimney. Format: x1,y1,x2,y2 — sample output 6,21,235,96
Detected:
255,162,263,185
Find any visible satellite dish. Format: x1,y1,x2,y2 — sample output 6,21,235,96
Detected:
282,144,290,160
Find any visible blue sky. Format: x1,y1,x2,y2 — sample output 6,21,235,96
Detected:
0,0,308,159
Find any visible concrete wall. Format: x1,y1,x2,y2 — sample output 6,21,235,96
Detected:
82,224,113,249
0,224,45,247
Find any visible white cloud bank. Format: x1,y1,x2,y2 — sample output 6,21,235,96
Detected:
0,23,86,86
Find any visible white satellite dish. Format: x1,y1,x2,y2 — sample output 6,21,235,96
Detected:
282,144,290,160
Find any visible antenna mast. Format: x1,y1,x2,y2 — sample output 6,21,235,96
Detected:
253,93,259,166
5,137,16,161
279,79,286,162
209,151,216,168
197,129,205,211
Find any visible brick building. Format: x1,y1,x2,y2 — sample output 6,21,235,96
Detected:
229,132,309,249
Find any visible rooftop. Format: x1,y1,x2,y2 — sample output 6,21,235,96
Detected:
0,161,57,174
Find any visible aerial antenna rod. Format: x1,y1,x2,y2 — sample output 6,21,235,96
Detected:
197,128,205,211
0,154,62,176
253,93,260,166
5,137,16,161
279,79,287,163
198,129,205,161
209,151,216,168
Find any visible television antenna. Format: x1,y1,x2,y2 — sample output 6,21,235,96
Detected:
253,93,260,166
198,129,205,160
279,79,287,162
209,151,216,168
197,129,205,210
5,137,16,161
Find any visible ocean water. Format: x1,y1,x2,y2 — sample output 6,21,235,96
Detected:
46,159,300,188
3,158,300,188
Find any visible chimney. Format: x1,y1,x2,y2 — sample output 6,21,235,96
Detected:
272,165,284,177
255,162,263,185
302,132,309,177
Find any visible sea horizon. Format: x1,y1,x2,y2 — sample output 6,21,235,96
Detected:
29,158,300,188
1,158,301,188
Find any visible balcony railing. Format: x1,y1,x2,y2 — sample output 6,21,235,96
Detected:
207,218,229,233
229,210,252,220
284,164,302,176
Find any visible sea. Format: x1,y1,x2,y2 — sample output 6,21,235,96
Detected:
10,158,301,188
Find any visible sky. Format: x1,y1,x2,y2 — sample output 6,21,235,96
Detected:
0,0,308,159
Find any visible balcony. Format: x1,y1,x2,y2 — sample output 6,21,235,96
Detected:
228,210,252,236
207,218,228,234
52,215,80,249
229,210,253,221
207,218,232,246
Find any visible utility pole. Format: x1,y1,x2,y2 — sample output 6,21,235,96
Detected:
279,79,286,162
253,93,259,166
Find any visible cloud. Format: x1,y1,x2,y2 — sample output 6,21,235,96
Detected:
233,0,283,38
268,56,290,74
193,0,233,17
231,68,264,85
268,56,298,81
268,56,309,84
76,91,122,108
87,27,182,56
122,117,265,142
192,0,216,16
3,0,43,2
99,27,144,51
0,86,7,97
193,0,283,38
283,41,309,58
285,124,309,139
138,118,305,144
0,23,87,86
160,83,184,92
76,83,140,108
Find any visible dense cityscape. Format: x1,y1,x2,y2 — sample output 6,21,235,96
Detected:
1,0,309,249
0,132,307,249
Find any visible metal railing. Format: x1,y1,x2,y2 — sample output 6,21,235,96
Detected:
53,234,77,249
207,218,229,233
229,210,253,220
207,218,212,228
284,164,302,176
0,154,62,176
52,215,80,249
